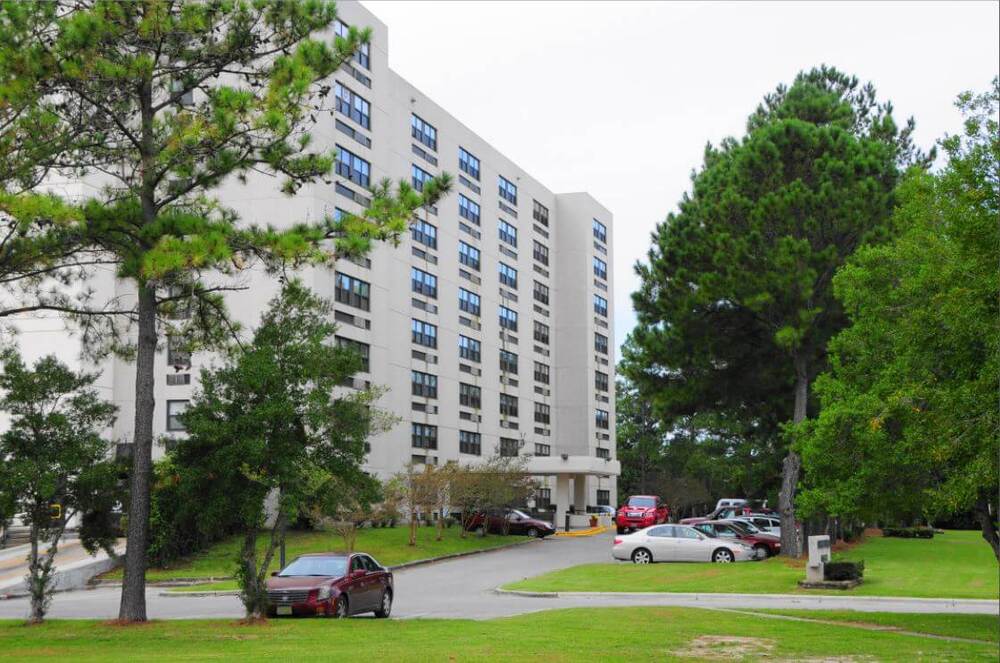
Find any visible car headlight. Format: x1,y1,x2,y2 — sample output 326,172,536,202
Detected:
317,586,330,601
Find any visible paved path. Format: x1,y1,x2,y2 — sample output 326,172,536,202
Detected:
1,532,995,620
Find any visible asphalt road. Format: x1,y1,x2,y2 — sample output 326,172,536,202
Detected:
1,532,995,620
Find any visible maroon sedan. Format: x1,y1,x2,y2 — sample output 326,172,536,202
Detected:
692,520,781,558
266,552,393,618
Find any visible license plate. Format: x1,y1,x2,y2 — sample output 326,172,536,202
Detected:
277,606,292,616
628,512,641,518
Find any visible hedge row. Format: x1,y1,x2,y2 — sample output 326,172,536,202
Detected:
824,560,864,581
883,526,935,538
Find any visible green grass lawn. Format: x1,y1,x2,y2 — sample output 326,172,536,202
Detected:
750,609,999,643
102,525,522,583
506,530,999,599
2,608,996,662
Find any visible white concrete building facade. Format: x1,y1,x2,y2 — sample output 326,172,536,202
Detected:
10,1,618,519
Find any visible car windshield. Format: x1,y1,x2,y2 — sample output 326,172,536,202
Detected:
627,497,656,508
731,520,758,534
277,556,347,578
509,509,530,519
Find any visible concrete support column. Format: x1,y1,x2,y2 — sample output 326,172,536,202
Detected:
554,474,571,530
573,474,588,513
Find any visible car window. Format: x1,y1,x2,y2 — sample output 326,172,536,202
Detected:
278,556,348,577
694,524,712,536
716,525,738,538
627,497,657,508
509,509,530,520
361,555,379,571
647,526,674,538
677,526,702,539
349,556,364,572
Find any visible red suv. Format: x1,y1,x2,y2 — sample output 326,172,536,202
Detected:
692,520,781,558
616,495,670,534
266,552,393,618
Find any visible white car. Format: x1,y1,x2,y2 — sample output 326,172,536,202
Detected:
714,498,748,510
732,516,782,538
612,524,754,564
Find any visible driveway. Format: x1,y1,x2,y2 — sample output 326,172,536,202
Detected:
1,532,995,620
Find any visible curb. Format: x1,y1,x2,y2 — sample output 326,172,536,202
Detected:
493,587,1000,609
159,537,542,598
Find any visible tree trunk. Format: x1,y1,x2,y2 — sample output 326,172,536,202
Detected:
973,497,999,561
118,284,158,622
27,521,44,625
239,528,266,620
778,354,808,558
408,509,417,546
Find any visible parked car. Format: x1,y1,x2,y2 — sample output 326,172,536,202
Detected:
266,552,393,618
714,498,747,510
679,505,774,526
732,515,782,538
465,508,556,538
692,520,780,558
616,495,670,534
612,524,754,564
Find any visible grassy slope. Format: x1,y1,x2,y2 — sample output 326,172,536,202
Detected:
751,610,999,643
2,608,996,662
102,526,521,582
506,530,999,599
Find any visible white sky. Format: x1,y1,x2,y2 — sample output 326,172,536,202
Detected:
361,0,1000,355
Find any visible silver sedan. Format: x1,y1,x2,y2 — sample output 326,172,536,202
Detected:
612,524,754,564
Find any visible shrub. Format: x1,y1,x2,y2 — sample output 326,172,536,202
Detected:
824,560,864,581
883,526,934,539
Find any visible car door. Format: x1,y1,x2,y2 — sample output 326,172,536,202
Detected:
676,525,711,561
643,525,679,561
346,555,372,612
360,555,386,605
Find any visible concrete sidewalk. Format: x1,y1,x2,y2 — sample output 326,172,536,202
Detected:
0,537,124,598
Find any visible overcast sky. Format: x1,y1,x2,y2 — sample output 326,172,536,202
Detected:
361,0,1000,356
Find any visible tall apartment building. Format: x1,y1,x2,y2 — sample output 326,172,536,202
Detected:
9,1,619,520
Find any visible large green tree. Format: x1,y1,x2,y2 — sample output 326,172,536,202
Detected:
0,1,450,621
624,67,925,555
0,349,120,624
175,280,391,620
798,80,1000,559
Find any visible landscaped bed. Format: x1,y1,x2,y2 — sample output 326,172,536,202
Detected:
100,526,525,584
504,530,999,599
2,607,996,662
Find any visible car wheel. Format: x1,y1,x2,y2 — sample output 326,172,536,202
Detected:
754,544,769,559
631,548,652,564
334,595,349,618
374,590,392,618
712,548,735,563
526,527,539,538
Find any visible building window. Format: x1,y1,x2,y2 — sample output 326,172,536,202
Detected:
498,219,518,247
335,336,370,372
535,487,552,507
335,273,371,311
412,423,438,449
498,175,518,205
166,399,188,432
459,288,481,316
459,383,481,409
334,82,370,129
166,336,191,369
411,370,438,399
499,436,519,456
595,371,609,392
411,164,433,192
533,240,549,266
336,145,370,187
596,447,611,460
500,394,519,419
458,194,481,224
334,19,370,70
594,294,608,317
459,147,480,180
593,256,607,280
534,402,550,425
459,430,481,455
459,335,481,362
458,241,481,270
411,114,437,151
498,262,518,289
411,319,438,349
498,305,518,332
534,321,550,345
411,267,437,298
595,332,609,355
533,362,549,385
597,489,610,506
534,444,551,458
593,218,607,243
532,200,549,227
499,350,518,375
533,281,549,305
411,218,437,249
595,409,610,429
